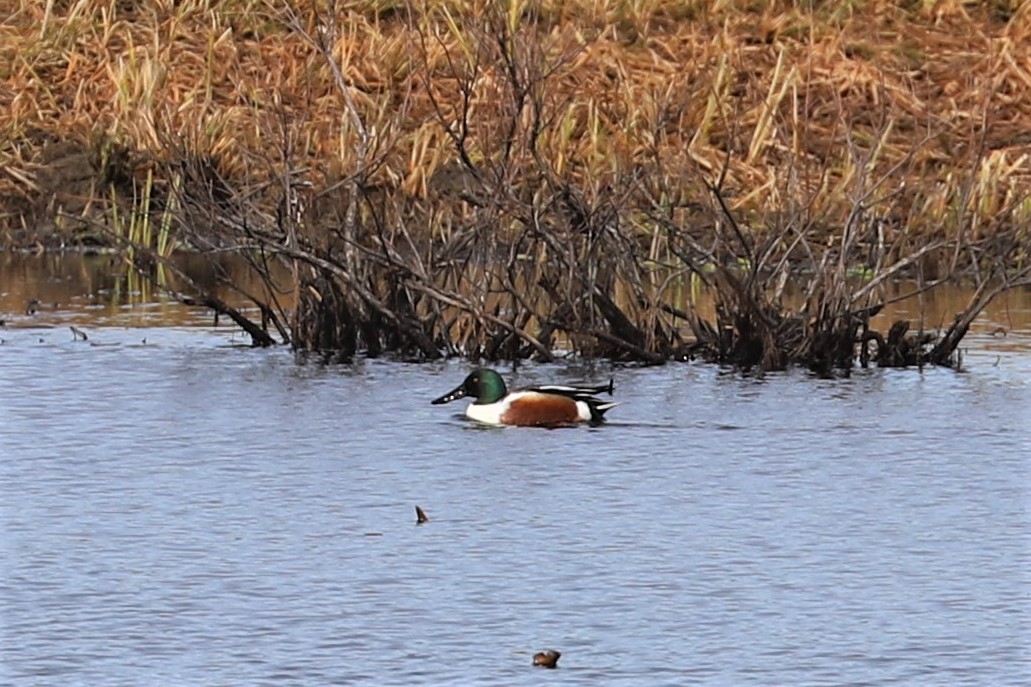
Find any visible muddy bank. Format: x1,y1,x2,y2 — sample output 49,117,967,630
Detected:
1,140,132,248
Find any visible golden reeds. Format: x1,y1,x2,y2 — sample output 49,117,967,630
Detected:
1,1,1026,236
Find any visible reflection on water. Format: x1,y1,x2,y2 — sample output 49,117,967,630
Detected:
0,255,1030,686
0,252,277,329
3,252,1031,354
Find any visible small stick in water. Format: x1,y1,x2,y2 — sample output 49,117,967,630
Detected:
415,505,429,525
70,326,88,341
532,650,561,668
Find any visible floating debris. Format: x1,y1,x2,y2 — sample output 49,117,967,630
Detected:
415,505,428,525
70,325,88,341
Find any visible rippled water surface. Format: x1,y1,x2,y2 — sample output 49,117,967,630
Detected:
2,257,1030,686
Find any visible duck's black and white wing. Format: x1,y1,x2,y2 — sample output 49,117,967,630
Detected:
528,379,614,399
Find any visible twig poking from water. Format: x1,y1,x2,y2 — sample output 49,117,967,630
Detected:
181,295,277,347
70,325,88,341
415,505,428,525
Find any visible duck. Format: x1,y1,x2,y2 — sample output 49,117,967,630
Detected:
431,368,616,427
532,650,561,668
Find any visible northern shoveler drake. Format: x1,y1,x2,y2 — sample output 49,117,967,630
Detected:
431,368,616,427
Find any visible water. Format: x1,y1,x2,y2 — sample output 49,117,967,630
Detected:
1,258,1030,686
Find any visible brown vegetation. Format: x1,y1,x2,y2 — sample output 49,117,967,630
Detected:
1,1,1029,371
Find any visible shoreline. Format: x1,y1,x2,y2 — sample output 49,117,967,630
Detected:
3,1,1028,368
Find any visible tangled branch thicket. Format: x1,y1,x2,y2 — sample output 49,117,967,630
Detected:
1,1,1029,371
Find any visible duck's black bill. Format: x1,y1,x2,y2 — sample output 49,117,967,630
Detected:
431,385,467,405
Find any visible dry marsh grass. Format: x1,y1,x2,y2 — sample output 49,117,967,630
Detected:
2,1,1028,238
1,0,1029,368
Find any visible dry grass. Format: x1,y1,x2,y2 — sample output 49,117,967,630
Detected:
2,0,1029,366
2,1,1028,240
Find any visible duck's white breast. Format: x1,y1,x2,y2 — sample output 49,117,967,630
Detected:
465,398,509,425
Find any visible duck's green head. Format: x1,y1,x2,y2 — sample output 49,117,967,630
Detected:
431,368,508,405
